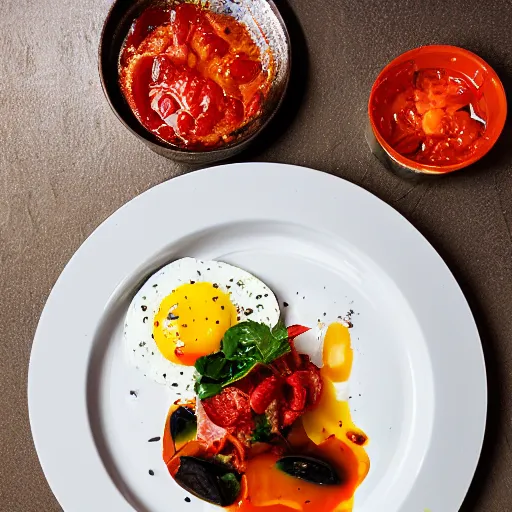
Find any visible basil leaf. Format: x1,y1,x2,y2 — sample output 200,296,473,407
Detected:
195,353,228,379
195,381,223,400
223,360,259,386
222,321,265,360
194,320,296,400
271,319,288,341
251,415,272,442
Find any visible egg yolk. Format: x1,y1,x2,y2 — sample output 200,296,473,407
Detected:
153,282,238,366
302,322,369,509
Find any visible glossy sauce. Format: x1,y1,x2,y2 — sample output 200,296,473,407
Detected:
233,323,369,512
119,3,273,149
162,323,369,512
372,62,488,166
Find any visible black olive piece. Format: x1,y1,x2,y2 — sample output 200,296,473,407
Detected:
170,406,197,449
174,456,241,506
276,456,341,485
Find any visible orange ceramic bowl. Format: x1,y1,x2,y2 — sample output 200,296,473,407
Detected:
368,45,507,175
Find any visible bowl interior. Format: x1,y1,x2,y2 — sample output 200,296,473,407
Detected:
99,0,290,157
368,45,507,174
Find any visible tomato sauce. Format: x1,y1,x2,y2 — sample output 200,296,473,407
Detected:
371,62,488,166
119,3,273,149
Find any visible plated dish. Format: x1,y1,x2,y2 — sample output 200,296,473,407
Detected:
126,257,369,510
28,163,486,512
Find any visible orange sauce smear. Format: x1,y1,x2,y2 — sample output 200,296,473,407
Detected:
372,62,487,165
162,323,369,512
119,3,273,149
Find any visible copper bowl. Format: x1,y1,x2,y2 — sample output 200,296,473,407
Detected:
99,0,291,164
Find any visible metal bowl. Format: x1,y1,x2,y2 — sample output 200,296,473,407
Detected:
99,0,291,164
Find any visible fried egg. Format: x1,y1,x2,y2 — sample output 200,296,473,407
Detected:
124,258,280,394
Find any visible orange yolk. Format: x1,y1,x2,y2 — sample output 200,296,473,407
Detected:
240,436,360,512
153,282,238,366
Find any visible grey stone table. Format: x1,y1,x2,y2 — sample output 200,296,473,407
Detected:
1,0,511,510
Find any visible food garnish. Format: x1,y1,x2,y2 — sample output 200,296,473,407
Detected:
162,319,370,511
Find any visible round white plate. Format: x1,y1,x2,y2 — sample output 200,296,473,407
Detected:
29,163,486,512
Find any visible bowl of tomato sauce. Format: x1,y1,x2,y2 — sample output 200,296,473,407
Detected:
368,45,507,176
99,0,290,163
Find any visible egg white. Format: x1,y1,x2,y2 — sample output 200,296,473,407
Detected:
124,257,281,397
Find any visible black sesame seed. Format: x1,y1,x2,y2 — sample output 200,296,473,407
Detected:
244,308,253,316
143,316,148,323
256,295,262,300
229,278,233,282
141,305,147,311
237,316,241,321
207,268,211,271
185,497,191,503
149,470,155,476
323,312,326,316
224,27,230,35
226,285,231,289
152,284,158,288
197,270,201,276
216,320,220,324
182,324,188,328
129,390,137,397
148,436,161,443
221,305,225,310
180,371,184,375
213,283,219,288
264,293,268,297
283,302,289,307
172,382,179,387
212,296,219,302
163,373,167,378
190,280,195,284
167,312,179,320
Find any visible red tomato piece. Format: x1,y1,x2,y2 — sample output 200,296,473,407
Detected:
151,55,175,84
229,57,262,84
172,3,199,45
246,91,263,118
250,376,281,415
156,94,178,119
176,111,195,135
202,387,253,429
223,96,244,126
287,325,311,339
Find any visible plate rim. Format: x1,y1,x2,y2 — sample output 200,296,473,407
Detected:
28,162,487,512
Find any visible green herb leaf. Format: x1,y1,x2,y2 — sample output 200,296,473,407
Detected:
271,319,288,341
194,320,295,399
195,352,229,379
251,415,272,442
195,381,223,400
219,473,241,504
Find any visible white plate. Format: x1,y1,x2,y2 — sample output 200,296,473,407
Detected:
28,163,486,512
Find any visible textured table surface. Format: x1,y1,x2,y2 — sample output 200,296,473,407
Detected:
1,0,511,510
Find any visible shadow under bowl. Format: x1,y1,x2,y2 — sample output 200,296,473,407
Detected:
99,0,291,164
